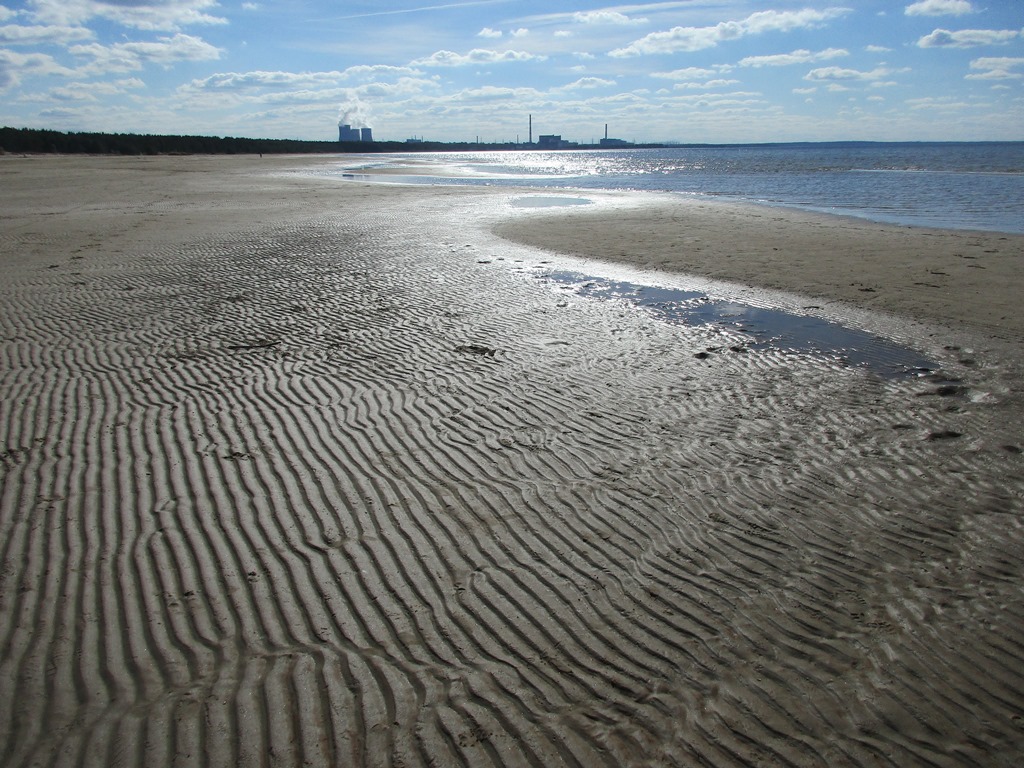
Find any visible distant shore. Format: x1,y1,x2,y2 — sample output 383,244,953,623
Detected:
5,125,1022,157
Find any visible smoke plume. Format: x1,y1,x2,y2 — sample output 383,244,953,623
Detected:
337,94,372,129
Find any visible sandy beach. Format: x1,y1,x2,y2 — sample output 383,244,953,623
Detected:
2,155,1023,767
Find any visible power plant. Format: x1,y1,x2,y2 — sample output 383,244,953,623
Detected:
529,114,633,149
339,125,372,143
599,123,631,148
334,114,637,148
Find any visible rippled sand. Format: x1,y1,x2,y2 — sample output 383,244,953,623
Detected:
1,156,1023,767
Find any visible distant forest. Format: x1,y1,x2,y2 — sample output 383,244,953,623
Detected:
0,126,522,155
3,128,1010,157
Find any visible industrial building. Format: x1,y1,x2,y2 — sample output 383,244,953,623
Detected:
338,125,372,143
599,123,632,148
530,117,630,149
532,134,581,149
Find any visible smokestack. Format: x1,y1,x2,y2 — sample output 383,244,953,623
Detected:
529,114,532,145
605,124,608,140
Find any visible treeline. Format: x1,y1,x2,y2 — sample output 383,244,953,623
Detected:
0,126,349,155
0,126,536,155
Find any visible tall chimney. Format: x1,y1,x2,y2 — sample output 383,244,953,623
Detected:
605,123,608,140
529,114,532,145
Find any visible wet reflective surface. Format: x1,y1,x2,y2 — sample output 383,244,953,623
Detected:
510,196,593,208
327,143,1024,234
541,270,937,378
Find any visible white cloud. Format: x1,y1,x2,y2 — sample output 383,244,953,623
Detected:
179,74,441,120
412,49,545,67
66,42,138,73
122,33,221,64
651,67,727,81
27,0,227,31
30,87,85,101
510,28,529,38
966,56,1024,80
36,105,91,123
109,76,145,90
905,0,974,17
739,48,848,67
0,23,93,45
0,48,76,89
573,11,647,26
69,33,221,73
184,68,430,97
866,45,891,52
251,87,344,105
665,91,766,109
609,8,851,57
0,6,18,22
674,79,740,90
477,27,502,39
447,85,541,104
189,71,346,90
917,28,1020,48
48,77,144,101
182,77,439,113
805,66,900,82
355,77,438,99
556,76,616,91
906,96,973,109
333,64,414,80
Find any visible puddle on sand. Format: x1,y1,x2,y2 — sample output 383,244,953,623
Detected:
511,196,593,208
541,270,937,378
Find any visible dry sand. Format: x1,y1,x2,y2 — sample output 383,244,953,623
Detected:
1,155,1023,767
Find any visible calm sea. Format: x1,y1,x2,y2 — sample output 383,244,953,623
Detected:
334,142,1024,234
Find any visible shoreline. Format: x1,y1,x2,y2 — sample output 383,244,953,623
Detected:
321,154,1024,344
490,188,1024,346
2,155,1023,767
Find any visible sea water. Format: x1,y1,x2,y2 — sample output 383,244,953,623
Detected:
339,142,1024,234
321,142,1023,375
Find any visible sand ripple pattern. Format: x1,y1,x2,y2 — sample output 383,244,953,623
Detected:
2,196,1024,767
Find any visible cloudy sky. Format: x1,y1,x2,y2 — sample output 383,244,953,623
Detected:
1,0,1021,144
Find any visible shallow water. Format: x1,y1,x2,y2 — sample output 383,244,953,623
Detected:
541,269,937,378
330,142,1024,234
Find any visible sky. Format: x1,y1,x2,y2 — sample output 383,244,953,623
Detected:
0,0,1022,144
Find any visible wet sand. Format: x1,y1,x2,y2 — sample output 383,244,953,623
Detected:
1,155,1023,767
494,192,1024,343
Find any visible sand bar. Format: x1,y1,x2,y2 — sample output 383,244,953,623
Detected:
494,191,1024,344
1,155,1023,767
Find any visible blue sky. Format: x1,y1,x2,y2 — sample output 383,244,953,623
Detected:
1,0,1021,143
